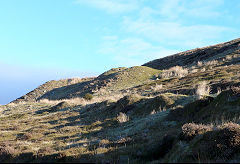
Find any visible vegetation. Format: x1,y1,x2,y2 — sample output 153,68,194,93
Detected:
1,38,240,162
195,81,211,99
117,112,129,123
158,66,188,79
83,93,93,101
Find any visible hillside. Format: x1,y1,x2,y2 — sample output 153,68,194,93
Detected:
12,77,95,104
37,66,161,101
143,38,240,70
1,38,240,163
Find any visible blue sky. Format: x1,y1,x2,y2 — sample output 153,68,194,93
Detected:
0,0,239,104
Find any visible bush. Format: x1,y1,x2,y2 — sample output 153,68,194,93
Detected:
181,123,212,141
217,122,240,149
195,81,211,99
159,66,188,79
0,143,16,162
83,93,93,101
151,84,163,91
189,122,240,162
37,147,56,157
117,112,129,123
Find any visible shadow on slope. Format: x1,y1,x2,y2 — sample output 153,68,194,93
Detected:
37,66,160,101
158,87,240,163
167,87,240,124
28,94,182,163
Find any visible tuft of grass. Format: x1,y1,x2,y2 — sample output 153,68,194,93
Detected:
195,81,211,99
0,142,18,162
159,66,188,79
180,123,212,141
117,112,129,123
83,93,93,101
192,122,240,162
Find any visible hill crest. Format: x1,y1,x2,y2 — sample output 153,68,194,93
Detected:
143,38,240,70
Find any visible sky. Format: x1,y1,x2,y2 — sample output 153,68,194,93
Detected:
0,0,239,104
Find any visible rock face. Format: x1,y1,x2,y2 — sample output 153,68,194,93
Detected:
143,38,240,70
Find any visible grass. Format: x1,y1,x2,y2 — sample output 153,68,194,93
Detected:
105,66,161,91
12,77,93,104
2,41,240,162
0,92,182,162
3,85,239,162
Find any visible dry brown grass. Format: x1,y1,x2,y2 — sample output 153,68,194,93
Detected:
195,81,211,99
117,112,129,123
197,61,203,67
191,122,240,161
16,132,33,141
159,66,188,79
66,77,83,85
151,84,163,92
205,60,218,66
181,123,213,141
0,142,17,161
37,93,127,106
197,60,218,68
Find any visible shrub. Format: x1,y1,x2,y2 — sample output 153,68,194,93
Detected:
188,122,240,161
195,81,211,99
37,147,56,157
151,84,163,91
181,123,212,141
83,93,93,101
117,112,129,123
225,55,233,60
217,122,240,149
197,61,203,67
205,60,218,66
159,66,188,79
67,77,82,85
0,143,17,162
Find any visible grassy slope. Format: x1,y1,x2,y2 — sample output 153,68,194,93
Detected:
12,78,94,103
2,63,240,162
37,66,161,100
106,66,161,91
1,38,240,163
0,93,186,163
143,38,240,70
